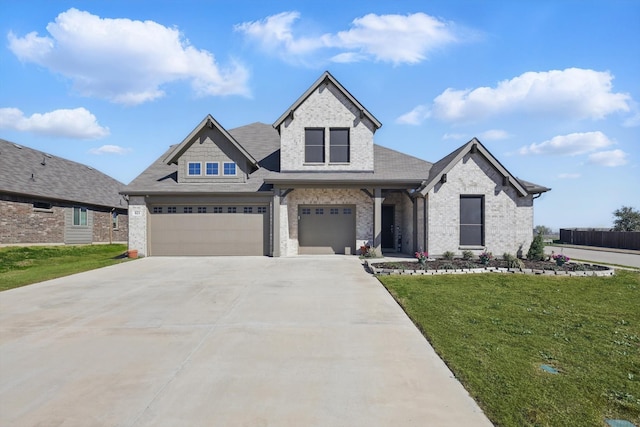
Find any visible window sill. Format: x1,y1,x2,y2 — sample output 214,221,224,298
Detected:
459,245,485,250
328,162,350,165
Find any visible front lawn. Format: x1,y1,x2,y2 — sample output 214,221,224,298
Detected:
379,271,640,427
0,244,129,291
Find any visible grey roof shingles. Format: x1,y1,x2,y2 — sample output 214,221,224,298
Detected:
123,123,432,195
0,139,127,209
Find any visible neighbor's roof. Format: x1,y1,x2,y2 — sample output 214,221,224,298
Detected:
273,71,382,131
0,139,127,209
122,122,432,195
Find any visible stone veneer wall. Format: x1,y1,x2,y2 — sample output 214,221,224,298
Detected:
0,194,65,244
427,153,533,257
127,196,148,255
280,188,373,256
279,83,376,172
92,210,128,243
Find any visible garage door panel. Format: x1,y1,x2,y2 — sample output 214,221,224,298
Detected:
149,210,268,256
298,205,355,255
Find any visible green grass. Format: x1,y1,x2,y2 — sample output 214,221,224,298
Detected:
0,244,129,291
379,271,640,427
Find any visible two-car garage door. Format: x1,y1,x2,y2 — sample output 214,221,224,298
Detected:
149,205,269,256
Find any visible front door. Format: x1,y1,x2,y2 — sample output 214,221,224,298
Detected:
381,205,394,250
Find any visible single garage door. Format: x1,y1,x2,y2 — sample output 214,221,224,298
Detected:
149,205,269,256
298,205,356,255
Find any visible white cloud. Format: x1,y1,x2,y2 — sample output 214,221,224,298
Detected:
235,12,464,65
430,68,631,123
479,129,510,140
588,149,628,167
89,145,131,155
395,105,430,125
8,8,249,105
558,173,581,179
0,107,109,139
442,132,467,141
518,131,613,156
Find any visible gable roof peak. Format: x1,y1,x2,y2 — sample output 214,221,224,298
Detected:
164,114,258,168
272,71,382,130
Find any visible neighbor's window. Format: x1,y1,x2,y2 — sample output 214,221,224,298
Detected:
223,162,236,176
305,128,325,163
205,162,219,176
188,162,201,176
33,201,52,210
112,211,118,229
329,128,349,163
73,207,88,226
460,196,484,246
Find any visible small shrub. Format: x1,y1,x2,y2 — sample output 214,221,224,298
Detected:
527,234,545,261
440,263,456,270
442,251,455,261
462,261,476,269
479,251,494,265
503,253,523,269
462,250,474,260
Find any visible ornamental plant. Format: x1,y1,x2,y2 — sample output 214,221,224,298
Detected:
479,251,494,265
552,253,570,266
415,251,429,265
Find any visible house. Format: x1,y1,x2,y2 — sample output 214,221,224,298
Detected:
0,139,128,245
123,71,549,257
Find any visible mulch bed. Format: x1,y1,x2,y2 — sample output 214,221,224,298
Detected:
372,258,610,272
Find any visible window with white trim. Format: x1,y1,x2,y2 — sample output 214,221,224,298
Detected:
188,162,201,176
73,207,88,226
223,162,236,176
112,211,118,229
205,162,219,176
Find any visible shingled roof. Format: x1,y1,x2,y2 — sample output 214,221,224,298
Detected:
0,139,127,209
122,123,433,195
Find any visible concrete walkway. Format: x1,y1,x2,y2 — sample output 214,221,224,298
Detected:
0,257,492,427
546,245,640,268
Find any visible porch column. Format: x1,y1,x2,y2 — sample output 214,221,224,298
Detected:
272,190,281,257
373,187,382,253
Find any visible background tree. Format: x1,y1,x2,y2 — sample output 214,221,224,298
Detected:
612,206,640,231
534,225,553,236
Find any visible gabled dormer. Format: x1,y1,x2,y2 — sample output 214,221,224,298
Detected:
164,115,259,183
273,71,382,172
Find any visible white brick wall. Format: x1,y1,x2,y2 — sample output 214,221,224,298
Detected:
427,153,533,257
127,196,148,256
279,83,375,172
280,188,373,256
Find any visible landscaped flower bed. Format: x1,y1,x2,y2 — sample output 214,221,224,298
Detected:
367,257,614,277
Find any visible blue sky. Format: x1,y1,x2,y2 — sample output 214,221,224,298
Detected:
1,0,638,230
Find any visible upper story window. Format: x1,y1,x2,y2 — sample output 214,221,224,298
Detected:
460,196,484,246
73,207,87,226
188,162,201,176
305,128,325,163
206,162,219,176
330,128,349,163
223,162,236,176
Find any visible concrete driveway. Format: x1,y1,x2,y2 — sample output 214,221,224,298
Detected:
0,257,492,427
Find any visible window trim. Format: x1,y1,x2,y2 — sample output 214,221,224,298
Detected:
304,128,325,164
329,128,350,164
72,206,88,227
205,162,219,176
187,162,202,176
459,195,485,247
223,162,237,176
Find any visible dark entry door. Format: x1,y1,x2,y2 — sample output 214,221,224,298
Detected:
381,205,394,249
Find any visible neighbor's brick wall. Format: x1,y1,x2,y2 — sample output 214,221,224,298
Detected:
179,127,247,184
0,194,65,244
427,153,533,257
127,196,148,256
92,210,128,243
279,83,376,172
281,188,373,256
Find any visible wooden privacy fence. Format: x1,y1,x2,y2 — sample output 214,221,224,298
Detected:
559,229,640,250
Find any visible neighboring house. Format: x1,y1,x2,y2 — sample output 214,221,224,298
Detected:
123,71,549,257
0,139,128,245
